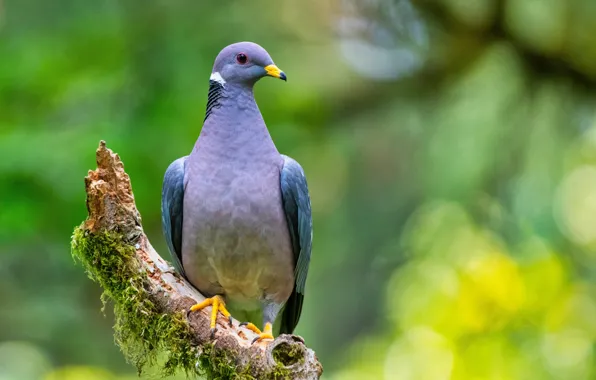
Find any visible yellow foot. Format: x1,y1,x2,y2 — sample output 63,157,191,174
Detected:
240,322,274,344
187,295,233,339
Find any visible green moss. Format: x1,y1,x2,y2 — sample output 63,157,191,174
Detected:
71,226,197,377
270,342,306,379
197,344,237,379
271,342,304,368
271,366,291,380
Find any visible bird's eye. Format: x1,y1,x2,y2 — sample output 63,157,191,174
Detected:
236,53,248,65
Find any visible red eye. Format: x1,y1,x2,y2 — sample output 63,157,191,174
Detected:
236,53,248,64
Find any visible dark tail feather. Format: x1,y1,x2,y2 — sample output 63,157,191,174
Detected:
280,289,304,334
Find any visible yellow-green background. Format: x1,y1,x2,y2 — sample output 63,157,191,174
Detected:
1,0,596,379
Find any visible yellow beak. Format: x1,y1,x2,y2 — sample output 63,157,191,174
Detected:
264,64,287,81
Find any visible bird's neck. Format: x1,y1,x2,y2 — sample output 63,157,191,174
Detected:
195,82,279,160
204,79,226,122
201,82,263,131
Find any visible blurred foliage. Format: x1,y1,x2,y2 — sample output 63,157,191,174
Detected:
1,0,596,379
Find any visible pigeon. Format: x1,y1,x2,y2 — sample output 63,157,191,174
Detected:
161,42,312,342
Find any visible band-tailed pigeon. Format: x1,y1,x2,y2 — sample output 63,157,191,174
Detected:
161,42,312,342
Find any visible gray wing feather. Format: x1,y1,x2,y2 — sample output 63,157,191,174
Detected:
279,155,313,333
161,156,188,277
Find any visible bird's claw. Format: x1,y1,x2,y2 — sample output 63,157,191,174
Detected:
240,322,274,344
239,321,261,334
251,332,274,344
187,295,233,339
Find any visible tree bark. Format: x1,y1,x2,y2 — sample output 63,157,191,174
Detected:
72,141,323,379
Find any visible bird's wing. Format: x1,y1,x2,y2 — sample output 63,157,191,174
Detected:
279,155,313,334
161,156,188,277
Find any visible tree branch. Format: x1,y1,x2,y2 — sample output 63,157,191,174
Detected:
71,141,323,379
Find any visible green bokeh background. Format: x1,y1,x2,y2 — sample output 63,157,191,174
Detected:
1,0,596,379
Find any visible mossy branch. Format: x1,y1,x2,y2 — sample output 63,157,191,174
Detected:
71,141,323,379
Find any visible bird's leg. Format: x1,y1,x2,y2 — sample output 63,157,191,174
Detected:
239,302,279,344
187,295,233,339
240,322,274,344
252,322,274,344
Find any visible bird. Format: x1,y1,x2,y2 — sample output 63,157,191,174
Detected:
161,42,312,343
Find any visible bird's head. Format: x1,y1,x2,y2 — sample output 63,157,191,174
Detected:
210,42,286,86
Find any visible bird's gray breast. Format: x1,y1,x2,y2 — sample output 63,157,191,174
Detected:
181,152,294,307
